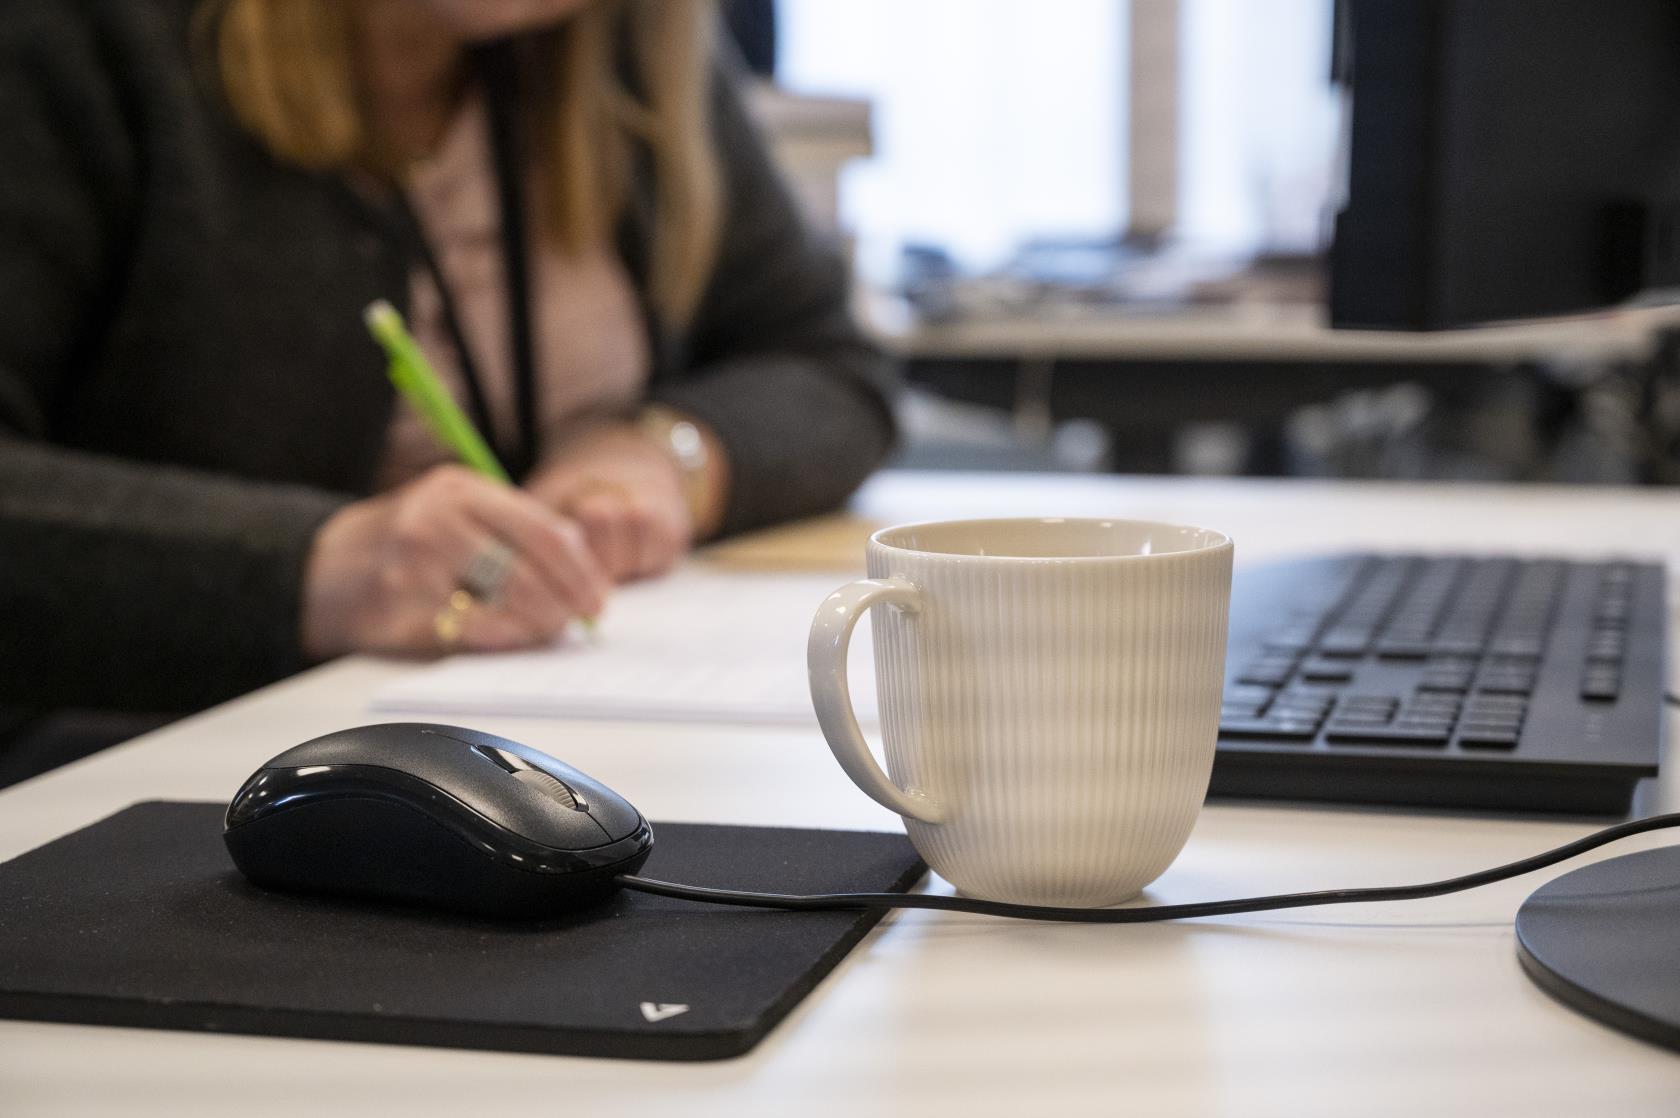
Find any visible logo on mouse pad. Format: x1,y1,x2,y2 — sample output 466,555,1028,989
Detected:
640,1002,690,1023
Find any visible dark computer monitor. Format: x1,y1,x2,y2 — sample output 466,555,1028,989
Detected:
1329,0,1680,330
1326,1,1680,1056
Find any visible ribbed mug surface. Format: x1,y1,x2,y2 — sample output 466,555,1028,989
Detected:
865,519,1232,906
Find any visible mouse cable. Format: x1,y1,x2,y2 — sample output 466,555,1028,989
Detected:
616,811,1680,924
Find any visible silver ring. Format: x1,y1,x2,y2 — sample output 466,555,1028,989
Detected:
461,541,516,604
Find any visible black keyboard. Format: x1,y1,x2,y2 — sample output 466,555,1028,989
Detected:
1213,554,1667,813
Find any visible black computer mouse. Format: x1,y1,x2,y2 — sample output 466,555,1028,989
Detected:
224,723,653,919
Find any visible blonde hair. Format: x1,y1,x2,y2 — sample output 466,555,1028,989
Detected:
202,0,721,326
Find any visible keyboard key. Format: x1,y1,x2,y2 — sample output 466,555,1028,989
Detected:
1262,624,1322,652
1421,659,1475,690
1460,717,1523,735
1278,685,1339,700
1219,719,1318,741
1394,717,1454,733
1339,694,1400,711
1325,725,1452,746
1463,715,1523,730
1267,717,1328,732
1317,632,1372,657
1458,728,1520,749
1404,712,1460,726
1237,664,1294,687
1431,638,1487,656
1489,637,1545,656
1476,688,1532,704
1275,698,1334,717
1334,712,1398,727
1327,714,1393,729
1299,660,1355,683
1262,639,1313,655
1465,693,1526,708
1465,701,1526,716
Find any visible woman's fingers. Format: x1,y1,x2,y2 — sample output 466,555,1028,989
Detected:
424,470,610,621
463,508,609,623
423,510,574,644
568,490,635,580
303,465,659,660
455,593,552,652
566,488,688,582
403,467,609,646
629,497,685,578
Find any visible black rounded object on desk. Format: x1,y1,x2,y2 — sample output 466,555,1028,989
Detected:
1515,843,1680,1053
223,723,654,919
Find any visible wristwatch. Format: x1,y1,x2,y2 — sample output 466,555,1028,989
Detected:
636,405,711,526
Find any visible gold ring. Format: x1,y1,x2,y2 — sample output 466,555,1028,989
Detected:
433,589,475,650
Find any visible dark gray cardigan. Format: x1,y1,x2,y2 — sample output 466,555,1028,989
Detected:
0,0,896,712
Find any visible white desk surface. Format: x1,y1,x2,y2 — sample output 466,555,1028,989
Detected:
4,470,1679,1118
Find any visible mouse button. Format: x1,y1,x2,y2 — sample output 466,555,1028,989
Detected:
437,776,612,852
473,743,565,786
472,743,523,772
446,734,640,840
510,768,588,811
550,774,643,842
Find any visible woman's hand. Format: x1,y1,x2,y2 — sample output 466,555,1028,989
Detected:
300,465,611,660
526,423,698,583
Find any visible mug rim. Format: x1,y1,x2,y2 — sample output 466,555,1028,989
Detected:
868,516,1233,562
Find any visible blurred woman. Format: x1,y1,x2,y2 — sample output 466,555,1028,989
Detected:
0,0,895,716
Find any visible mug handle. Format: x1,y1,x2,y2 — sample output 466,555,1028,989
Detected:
808,578,944,825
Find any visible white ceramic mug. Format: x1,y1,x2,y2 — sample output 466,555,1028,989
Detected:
808,518,1233,906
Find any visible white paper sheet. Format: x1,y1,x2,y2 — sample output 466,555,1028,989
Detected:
371,567,876,724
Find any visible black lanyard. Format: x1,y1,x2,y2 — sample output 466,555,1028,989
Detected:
390,41,540,481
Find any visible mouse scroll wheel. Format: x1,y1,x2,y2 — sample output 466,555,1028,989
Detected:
512,768,589,812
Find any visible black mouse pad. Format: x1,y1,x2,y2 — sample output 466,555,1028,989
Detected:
0,801,925,1061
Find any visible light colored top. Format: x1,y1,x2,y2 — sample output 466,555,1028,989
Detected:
377,92,649,489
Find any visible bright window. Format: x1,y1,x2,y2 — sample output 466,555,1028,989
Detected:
777,0,1129,274
775,0,1340,274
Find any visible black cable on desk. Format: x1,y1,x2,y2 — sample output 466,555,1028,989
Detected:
617,812,1680,924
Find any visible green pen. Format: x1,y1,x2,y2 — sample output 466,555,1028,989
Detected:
365,300,510,484
364,300,597,632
